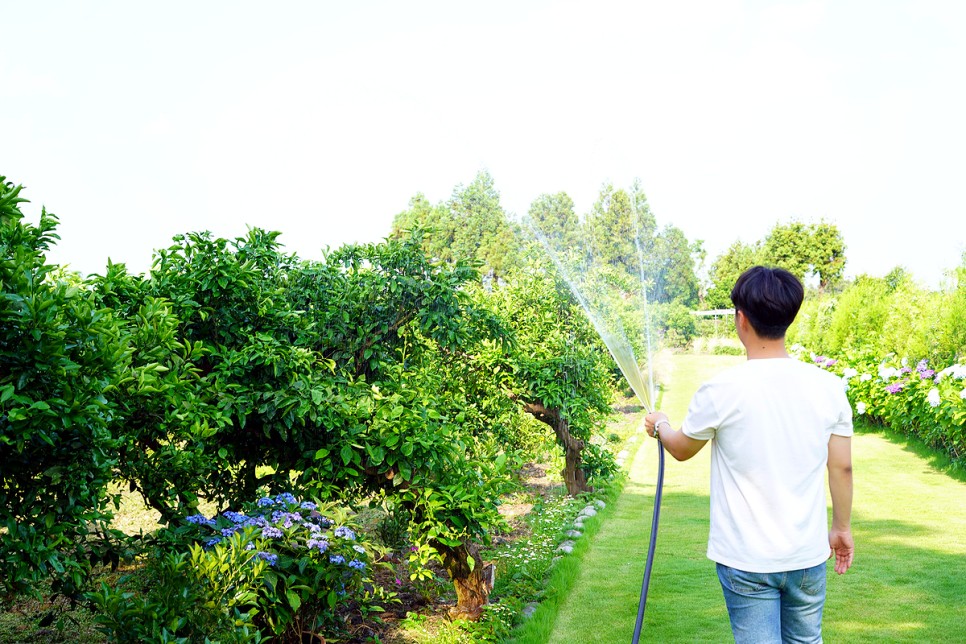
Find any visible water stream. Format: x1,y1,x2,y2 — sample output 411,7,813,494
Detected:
525,220,656,412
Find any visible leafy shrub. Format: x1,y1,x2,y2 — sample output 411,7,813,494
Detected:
172,493,393,640
711,344,744,356
88,533,268,643
656,301,697,348
91,493,393,642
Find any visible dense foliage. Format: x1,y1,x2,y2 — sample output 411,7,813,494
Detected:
705,220,847,308
0,176,627,633
789,263,966,365
1,178,126,601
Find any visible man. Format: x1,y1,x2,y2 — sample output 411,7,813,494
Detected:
645,266,854,644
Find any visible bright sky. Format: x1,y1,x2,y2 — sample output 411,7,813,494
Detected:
4,1,965,288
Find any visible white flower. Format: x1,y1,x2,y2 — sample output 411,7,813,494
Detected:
878,366,900,381
856,402,867,415
938,364,966,381
960,388,966,400
843,368,859,379
901,357,909,367
860,373,873,382
927,388,941,407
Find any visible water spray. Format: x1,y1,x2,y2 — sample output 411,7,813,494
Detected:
525,208,666,642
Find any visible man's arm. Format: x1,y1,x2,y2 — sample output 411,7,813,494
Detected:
644,412,707,461
827,434,854,574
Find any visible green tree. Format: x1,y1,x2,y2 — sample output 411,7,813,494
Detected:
706,240,760,309
582,182,657,278
808,221,847,291
524,191,580,249
391,172,521,278
652,225,700,306
0,178,126,601
480,256,616,496
390,192,454,262
761,220,846,291
448,171,520,278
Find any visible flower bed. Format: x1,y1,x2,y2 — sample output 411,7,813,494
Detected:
796,347,966,464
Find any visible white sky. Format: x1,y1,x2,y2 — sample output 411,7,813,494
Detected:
4,0,965,288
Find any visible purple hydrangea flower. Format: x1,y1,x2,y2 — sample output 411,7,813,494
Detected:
186,514,216,527
920,370,935,379
275,493,297,505
256,497,275,507
221,527,239,537
244,516,269,529
300,501,317,511
348,559,366,570
262,526,284,539
334,526,356,541
329,555,346,565
271,511,303,528
223,511,248,524
307,539,329,553
204,537,222,548
885,382,906,394
257,552,278,566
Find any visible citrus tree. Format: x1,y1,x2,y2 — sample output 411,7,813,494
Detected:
478,259,617,495
94,228,517,620
0,178,126,601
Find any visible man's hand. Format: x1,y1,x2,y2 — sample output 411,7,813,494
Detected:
643,411,707,461
829,528,854,574
644,412,670,439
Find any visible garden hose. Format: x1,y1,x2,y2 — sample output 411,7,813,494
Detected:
631,434,665,643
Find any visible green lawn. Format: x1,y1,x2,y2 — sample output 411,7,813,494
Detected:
524,353,966,643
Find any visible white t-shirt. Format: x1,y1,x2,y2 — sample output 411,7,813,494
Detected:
681,358,853,573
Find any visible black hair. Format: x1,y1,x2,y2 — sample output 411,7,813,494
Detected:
730,266,804,339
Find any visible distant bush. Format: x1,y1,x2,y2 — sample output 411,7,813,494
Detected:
790,264,966,365
711,344,744,356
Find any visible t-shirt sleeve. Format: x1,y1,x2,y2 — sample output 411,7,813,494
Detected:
680,382,720,441
831,386,854,437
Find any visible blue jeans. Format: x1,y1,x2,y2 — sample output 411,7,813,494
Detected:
716,562,827,643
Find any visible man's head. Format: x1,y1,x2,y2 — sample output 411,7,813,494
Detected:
730,266,804,340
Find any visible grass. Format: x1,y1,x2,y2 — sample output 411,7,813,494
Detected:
531,353,966,643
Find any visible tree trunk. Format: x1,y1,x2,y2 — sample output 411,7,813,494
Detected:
437,542,494,621
522,401,593,496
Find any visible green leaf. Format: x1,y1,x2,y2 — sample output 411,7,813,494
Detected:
286,590,302,611
340,444,354,465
